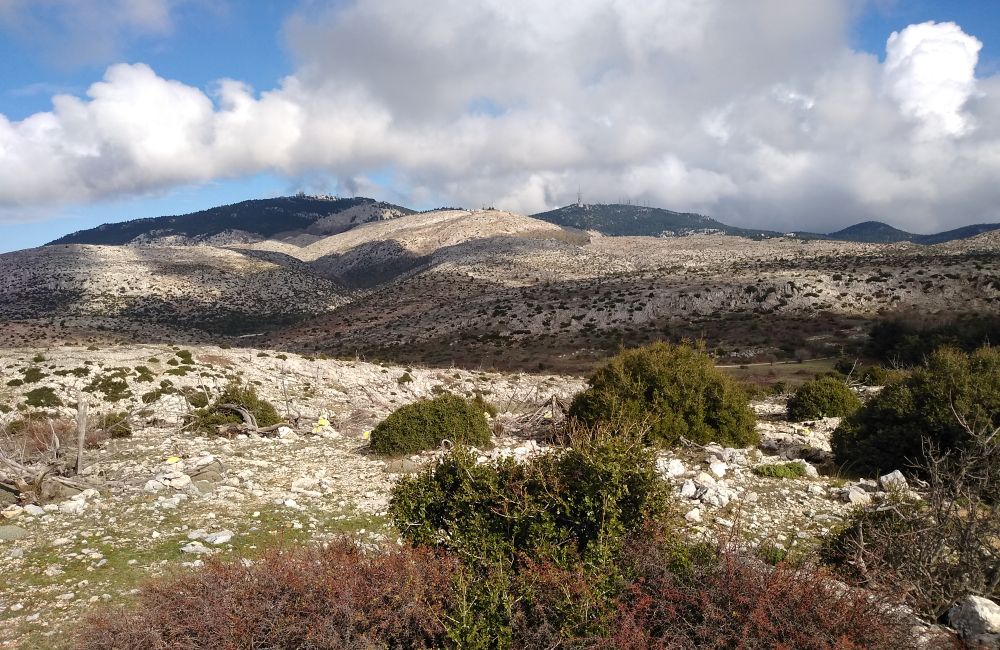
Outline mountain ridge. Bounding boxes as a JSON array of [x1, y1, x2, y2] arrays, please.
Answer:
[[44, 196, 1000, 248]]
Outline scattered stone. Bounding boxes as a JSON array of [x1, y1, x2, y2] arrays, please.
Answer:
[[841, 486, 872, 506], [948, 595, 1000, 640], [181, 541, 211, 555], [685, 508, 702, 523], [385, 459, 420, 474], [0, 526, 28, 541], [203, 530, 234, 545], [23, 505, 46, 517], [879, 470, 908, 491], [708, 461, 728, 478]]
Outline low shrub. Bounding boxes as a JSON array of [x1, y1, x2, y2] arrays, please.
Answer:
[[833, 346, 1000, 476], [94, 412, 132, 439], [568, 342, 758, 448], [22, 367, 47, 383], [786, 376, 860, 421], [390, 424, 670, 565], [824, 414, 1000, 619], [77, 542, 458, 650], [370, 393, 490, 455], [188, 382, 281, 434], [860, 365, 908, 387], [23, 386, 62, 408], [752, 462, 807, 479]]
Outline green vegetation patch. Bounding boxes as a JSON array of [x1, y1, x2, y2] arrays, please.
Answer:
[[786, 377, 861, 421], [188, 382, 281, 434], [569, 342, 758, 448], [752, 462, 807, 479], [24, 386, 62, 408], [833, 346, 1000, 476], [370, 393, 490, 455]]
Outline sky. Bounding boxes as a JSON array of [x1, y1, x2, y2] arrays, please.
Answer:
[[2, 0, 1000, 252]]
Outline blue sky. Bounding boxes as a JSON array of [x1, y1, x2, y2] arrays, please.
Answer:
[[2, 0, 1000, 251]]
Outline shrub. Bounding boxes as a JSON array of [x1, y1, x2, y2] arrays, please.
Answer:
[[6, 378, 23, 387], [370, 393, 491, 455], [391, 425, 670, 565], [77, 542, 457, 650], [860, 365, 908, 387], [24, 386, 62, 408], [568, 342, 758, 448], [188, 382, 281, 434], [612, 535, 910, 649], [94, 412, 132, 439], [833, 346, 1000, 476], [866, 314, 1000, 366], [397, 371, 413, 385], [752, 462, 807, 479], [22, 367, 47, 383], [786, 376, 861, 421], [823, 415, 999, 619]]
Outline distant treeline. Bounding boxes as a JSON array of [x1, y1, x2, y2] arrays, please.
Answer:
[[866, 313, 999, 366]]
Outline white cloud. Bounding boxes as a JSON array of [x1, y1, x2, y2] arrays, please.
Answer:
[[1, 2, 999, 233], [884, 21, 982, 137]]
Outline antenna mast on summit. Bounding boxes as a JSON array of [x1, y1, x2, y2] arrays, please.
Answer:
[[576, 187, 583, 208]]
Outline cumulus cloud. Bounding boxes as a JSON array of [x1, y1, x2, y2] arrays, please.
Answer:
[[884, 21, 982, 137], [1, 1, 999, 233]]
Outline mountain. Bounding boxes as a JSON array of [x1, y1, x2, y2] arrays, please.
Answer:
[[798, 220, 1000, 245], [47, 195, 414, 247], [826, 221, 914, 243], [531, 203, 782, 239]]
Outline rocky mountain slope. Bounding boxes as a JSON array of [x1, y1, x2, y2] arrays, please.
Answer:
[[0, 245, 348, 335], [48, 196, 413, 247], [5, 209, 999, 371]]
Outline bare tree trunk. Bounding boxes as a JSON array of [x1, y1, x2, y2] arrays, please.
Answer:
[[75, 391, 87, 476]]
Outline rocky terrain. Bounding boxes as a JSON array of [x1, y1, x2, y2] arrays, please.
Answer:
[[0, 342, 950, 648], [3, 208, 998, 373]]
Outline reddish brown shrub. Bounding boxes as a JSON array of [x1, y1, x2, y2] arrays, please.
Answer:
[[611, 528, 913, 650], [76, 541, 458, 650]]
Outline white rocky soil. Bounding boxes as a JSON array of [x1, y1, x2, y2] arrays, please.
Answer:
[[0, 343, 930, 648]]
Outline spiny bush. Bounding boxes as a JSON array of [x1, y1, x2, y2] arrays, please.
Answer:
[[188, 382, 281, 434], [76, 542, 458, 650], [786, 376, 861, 421], [370, 393, 490, 455], [832, 346, 1000, 476], [752, 462, 807, 479], [568, 342, 758, 448]]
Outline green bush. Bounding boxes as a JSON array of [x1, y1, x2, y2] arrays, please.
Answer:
[[22, 367, 47, 383], [832, 346, 1000, 476], [860, 365, 909, 387], [752, 462, 807, 479], [390, 426, 670, 565], [568, 342, 757, 448], [188, 382, 281, 434], [370, 393, 491, 455], [95, 412, 132, 439], [786, 377, 861, 421], [24, 387, 62, 408]]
